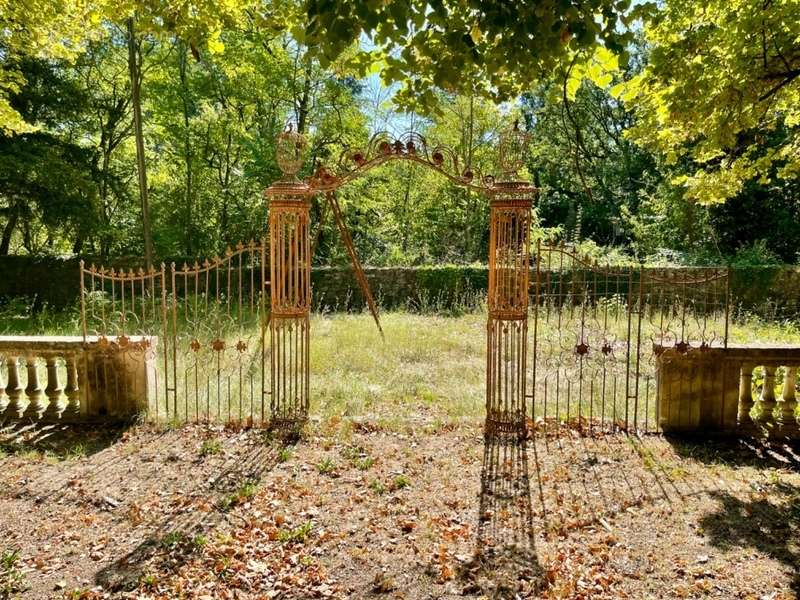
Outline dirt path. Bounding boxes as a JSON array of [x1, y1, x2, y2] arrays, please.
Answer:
[[1, 421, 798, 599]]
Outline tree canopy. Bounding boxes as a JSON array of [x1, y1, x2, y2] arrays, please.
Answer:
[[0, 0, 798, 265], [617, 0, 800, 203], [302, 0, 646, 111]]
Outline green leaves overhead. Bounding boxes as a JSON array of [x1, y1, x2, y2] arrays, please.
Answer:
[[0, 0, 256, 135], [616, 0, 800, 203], [565, 46, 620, 100], [303, 0, 646, 112]]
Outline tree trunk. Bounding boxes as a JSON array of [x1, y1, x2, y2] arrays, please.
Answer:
[[127, 16, 154, 268], [179, 41, 194, 255], [0, 207, 18, 255], [296, 62, 312, 134]]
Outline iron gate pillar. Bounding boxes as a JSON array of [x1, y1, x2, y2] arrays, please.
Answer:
[[486, 121, 534, 439], [486, 183, 534, 439], [264, 128, 312, 430]]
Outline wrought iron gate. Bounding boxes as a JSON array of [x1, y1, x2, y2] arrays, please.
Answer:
[[80, 241, 271, 423], [529, 243, 729, 434]]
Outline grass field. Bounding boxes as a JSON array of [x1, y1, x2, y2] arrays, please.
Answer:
[[1, 302, 799, 428]]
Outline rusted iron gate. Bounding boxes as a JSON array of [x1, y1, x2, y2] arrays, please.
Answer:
[[529, 242, 730, 433], [77, 123, 535, 432], [80, 241, 271, 423]]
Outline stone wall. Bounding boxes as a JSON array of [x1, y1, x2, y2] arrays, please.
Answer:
[[657, 345, 799, 438], [311, 265, 489, 311], [0, 256, 798, 316]]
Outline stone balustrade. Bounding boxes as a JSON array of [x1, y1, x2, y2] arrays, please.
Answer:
[[657, 344, 800, 437], [0, 336, 157, 423]]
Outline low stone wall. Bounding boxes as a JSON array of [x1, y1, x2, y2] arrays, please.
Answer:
[[311, 265, 488, 311], [657, 345, 799, 438], [0, 255, 799, 316], [0, 335, 157, 422]]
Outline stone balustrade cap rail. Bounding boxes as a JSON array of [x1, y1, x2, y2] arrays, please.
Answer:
[[655, 343, 800, 351], [0, 335, 157, 352]]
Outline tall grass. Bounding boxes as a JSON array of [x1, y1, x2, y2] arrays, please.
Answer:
[[0, 294, 797, 426]]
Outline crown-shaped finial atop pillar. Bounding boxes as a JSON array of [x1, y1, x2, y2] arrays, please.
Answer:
[[498, 119, 530, 181], [276, 123, 307, 181]]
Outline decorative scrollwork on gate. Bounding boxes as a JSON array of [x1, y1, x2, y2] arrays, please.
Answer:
[[530, 243, 730, 434], [80, 240, 271, 424], [170, 240, 270, 424], [309, 130, 497, 192]]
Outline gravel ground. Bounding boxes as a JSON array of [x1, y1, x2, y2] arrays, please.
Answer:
[[0, 420, 798, 599]]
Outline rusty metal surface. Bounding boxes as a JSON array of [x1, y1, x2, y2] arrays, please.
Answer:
[[325, 191, 384, 339], [75, 122, 542, 432], [529, 243, 730, 434], [80, 242, 270, 424]]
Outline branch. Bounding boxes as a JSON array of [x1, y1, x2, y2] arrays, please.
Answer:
[[561, 59, 596, 203], [759, 69, 800, 101]]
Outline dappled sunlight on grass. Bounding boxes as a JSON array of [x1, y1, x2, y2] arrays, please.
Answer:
[[1, 303, 796, 425]]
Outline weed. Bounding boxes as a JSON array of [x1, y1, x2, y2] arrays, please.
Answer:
[[357, 457, 375, 470], [316, 457, 336, 475], [219, 478, 258, 511], [215, 555, 233, 580], [140, 573, 158, 588], [68, 442, 87, 459], [391, 474, 411, 490], [160, 531, 187, 548], [192, 535, 207, 549], [277, 521, 313, 544], [161, 418, 183, 432], [215, 532, 234, 545], [18, 449, 42, 461], [339, 445, 374, 470], [1, 549, 26, 597], [200, 439, 222, 457], [369, 479, 386, 495], [669, 466, 689, 480], [340, 445, 362, 461], [278, 447, 292, 463]]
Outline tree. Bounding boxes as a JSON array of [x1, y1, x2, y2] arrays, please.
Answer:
[[300, 0, 646, 112], [127, 17, 154, 266], [0, 0, 103, 134], [0, 57, 100, 255], [617, 0, 800, 203], [1, 0, 258, 260], [0, 133, 100, 255], [521, 77, 662, 250], [75, 33, 136, 258]]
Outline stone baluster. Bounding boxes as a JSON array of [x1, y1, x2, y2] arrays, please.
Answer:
[[62, 355, 81, 418], [757, 365, 777, 425], [778, 366, 797, 429], [5, 356, 24, 419], [0, 360, 7, 413], [42, 356, 63, 420], [21, 355, 46, 420], [737, 364, 755, 426]]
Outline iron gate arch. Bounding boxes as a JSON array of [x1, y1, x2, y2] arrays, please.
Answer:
[[265, 125, 535, 435], [79, 123, 537, 435]]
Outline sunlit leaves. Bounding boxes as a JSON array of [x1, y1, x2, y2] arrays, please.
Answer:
[[618, 0, 800, 203], [302, 0, 644, 114], [0, 0, 257, 133]]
